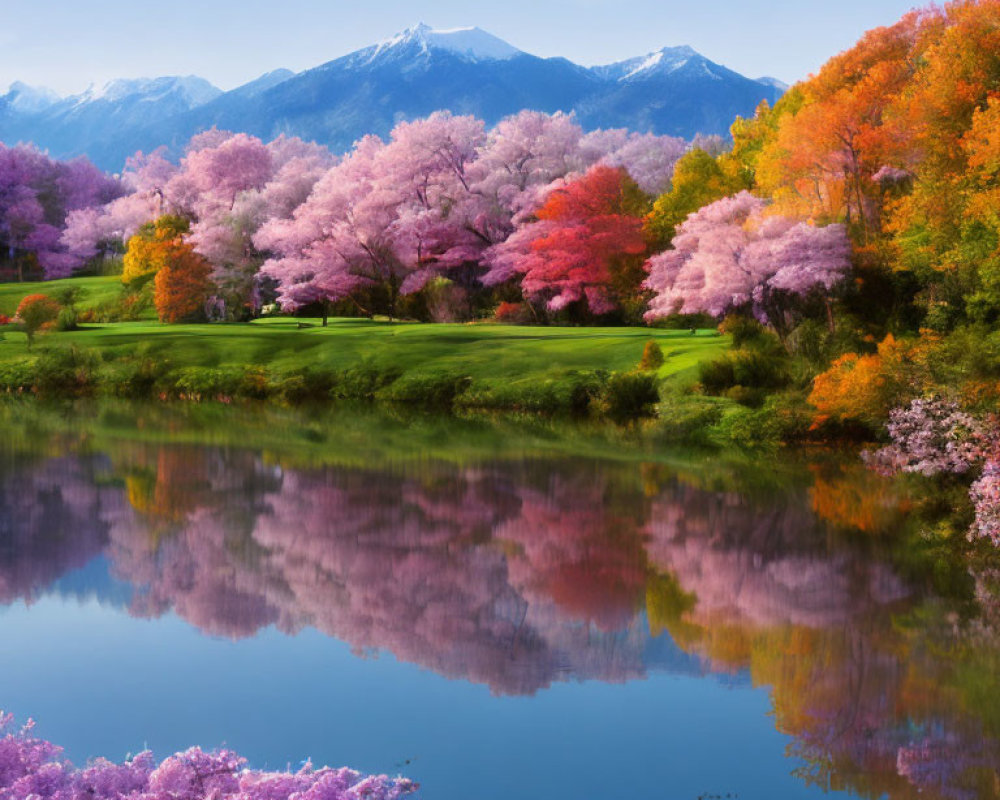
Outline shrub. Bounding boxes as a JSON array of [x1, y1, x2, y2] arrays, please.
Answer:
[[377, 371, 472, 408], [0, 361, 35, 393], [33, 346, 98, 397], [638, 340, 665, 371], [713, 405, 784, 450], [54, 286, 86, 309], [56, 307, 78, 332], [100, 358, 172, 399], [332, 365, 403, 400], [699, 349, 790, 398], [718, 314, 768, 347], [0, 313, 11, 325], [652, 397, 725, 445], [167, 367, 254, 400], [493, 301, 534, 325], [15, 294, 61, 348], [808, 333, 920, 429], [601, 371, 660, 420], [458, 371, 607, 414], [272, 367, 337, 404], [723, 385, 767, 408]]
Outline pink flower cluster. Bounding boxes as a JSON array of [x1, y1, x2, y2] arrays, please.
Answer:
[[865, 398, 989, 477], [970, 460, 1000, 547], [0, 713, 416, 800], [865, 397, 1000, 547]]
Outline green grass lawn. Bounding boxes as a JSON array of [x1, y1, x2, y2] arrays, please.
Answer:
[[0, 275, 123, 316], [0, 315, 728, 387]]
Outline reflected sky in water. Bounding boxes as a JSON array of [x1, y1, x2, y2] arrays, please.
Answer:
[[0, 405, 997, 800]]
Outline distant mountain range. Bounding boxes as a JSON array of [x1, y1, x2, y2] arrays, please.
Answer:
[[0, 24, 787, 172]]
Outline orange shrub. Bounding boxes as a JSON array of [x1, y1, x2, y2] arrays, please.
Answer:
[[15, 294, 60, 321], [14, 294, 62, 347], [808, 334, 915, 428]]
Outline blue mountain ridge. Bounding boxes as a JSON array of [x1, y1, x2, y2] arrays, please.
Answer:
[[0, 24, 785, 171]]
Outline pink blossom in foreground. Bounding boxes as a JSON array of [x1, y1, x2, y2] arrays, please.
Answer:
[[0, 713, 416, 800], [970, 460, 1000, 547], [865, 397, 1000, 548], [864, 398, 990, 477]]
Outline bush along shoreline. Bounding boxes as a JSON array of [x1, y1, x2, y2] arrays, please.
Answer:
[[0, 344, 663, 421]]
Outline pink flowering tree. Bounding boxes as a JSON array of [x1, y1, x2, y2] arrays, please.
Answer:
[[643, 191, 851, 336], [256, 135, 401, 320], [581, 128, 687, 196], [177, 133, 333, 317], [61, 148, 177, 267], [0, 144, 122, 278], [258, 113, 488, 318], [0, 712, 416, 800]]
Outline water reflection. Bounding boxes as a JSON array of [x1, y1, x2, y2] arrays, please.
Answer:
[[1, 422, 998, 799]]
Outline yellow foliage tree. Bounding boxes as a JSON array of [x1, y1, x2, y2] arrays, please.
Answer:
[[122, 215, 191, 287]]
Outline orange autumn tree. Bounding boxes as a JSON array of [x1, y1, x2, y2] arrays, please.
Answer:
[[123, 215, 213, 323], [755, 10, 925, 236], [154, 246, 212, 323]]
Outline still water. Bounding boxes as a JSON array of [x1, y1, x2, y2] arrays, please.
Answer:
[[0, 403, 998, 799]]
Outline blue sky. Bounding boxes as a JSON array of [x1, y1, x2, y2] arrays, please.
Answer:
[[2, 0, 920, 95]]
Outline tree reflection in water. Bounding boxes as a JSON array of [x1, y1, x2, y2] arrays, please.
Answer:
[[1, 438, 998, 799]]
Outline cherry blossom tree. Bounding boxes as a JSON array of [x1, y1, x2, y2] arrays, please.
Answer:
[[644, 191, 851, 334], [0, 144, 122, 278], [61, 148, 176, 266], [582, 128, 687, 195]]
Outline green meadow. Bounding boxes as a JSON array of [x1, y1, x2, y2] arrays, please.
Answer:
[[0, 277, 731, 416]]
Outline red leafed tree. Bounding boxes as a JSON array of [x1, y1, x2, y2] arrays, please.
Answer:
[[485, 164, 648, 316]]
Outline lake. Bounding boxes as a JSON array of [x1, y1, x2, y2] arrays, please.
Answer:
[[1, 402, 997, 800]]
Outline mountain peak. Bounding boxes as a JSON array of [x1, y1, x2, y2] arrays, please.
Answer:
[[3, 81, 61, 114], [593, 45, 705, 82], [368, 24, 523, 63], [75, 75, 222, 107], [756, 76, 790, 92]]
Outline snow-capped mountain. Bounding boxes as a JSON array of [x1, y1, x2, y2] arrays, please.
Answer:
[[577, 46, 783, 138], [359, 23, 524, 65], [0, 75, 221, 163], [590, 46, 702, 82], [73, 76, 221, 107], [1, 82, 61, 114], [0, 25, 784, 170]]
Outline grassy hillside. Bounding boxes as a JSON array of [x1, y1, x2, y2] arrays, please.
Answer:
[[0, 316, 724, 382], [0, 276, 124, 317], [0, 278, 730, 414]]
